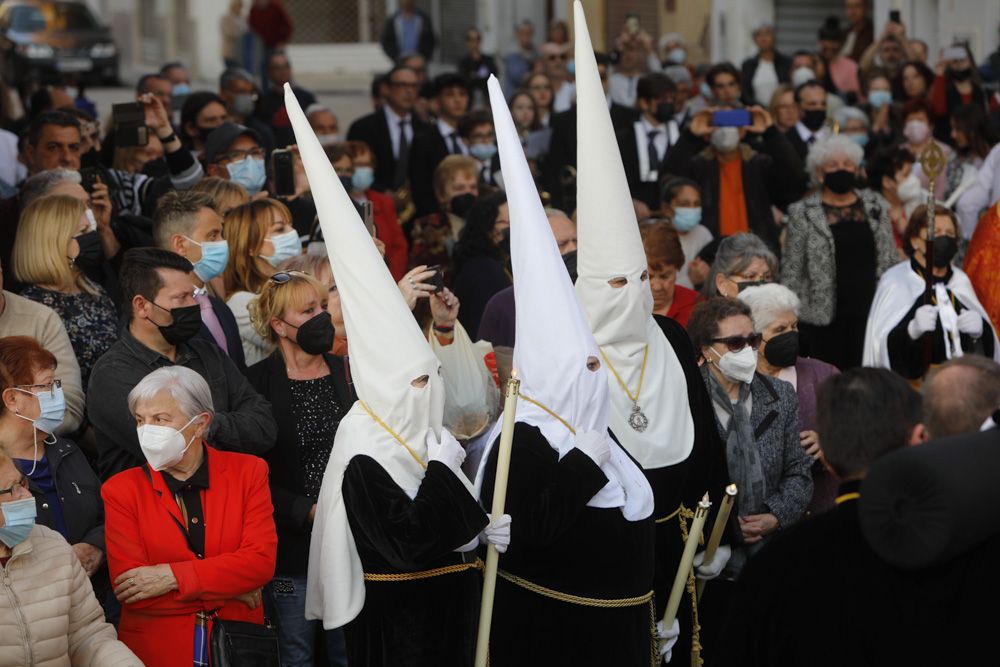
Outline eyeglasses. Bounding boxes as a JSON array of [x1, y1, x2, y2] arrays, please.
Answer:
[[389, 81, 421, 90], [220, 147, 264, 163], [0, 477, 28, 497], [709, 334, 763, 352], [15, 378, 62, 398]]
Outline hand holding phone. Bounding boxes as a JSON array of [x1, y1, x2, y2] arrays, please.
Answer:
[[425, 265, 444, 293], [889, 9, 901, 24], [112, 102, 148, 147], [712, 109, 752, 127]]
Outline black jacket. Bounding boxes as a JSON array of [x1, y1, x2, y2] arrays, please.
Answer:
[[615, 119, 676, 211], [348, 109, 431, 192], [408, 123, 453, 217], [27, 437, 104, 551], [245, 351, 354, 574], [380, 9, 436, 61], [740, 52, 793, 105], [195, 294, 246, 371]]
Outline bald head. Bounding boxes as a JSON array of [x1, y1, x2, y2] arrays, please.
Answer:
[[923, 356, 1000, 438], [546, 210, 577, 256]]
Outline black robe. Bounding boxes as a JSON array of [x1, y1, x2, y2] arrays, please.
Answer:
[[886, 265, 994, 379], [713, 480, 1000, 667], [480, 423, 656, 667], [632, 316, 734, 663], [342, 455, 488, 667]]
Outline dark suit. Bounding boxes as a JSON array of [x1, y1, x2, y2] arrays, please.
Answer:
[[348, 108, 431, 192], [740, 52, 793, 105], [615, 120, 675, 211], [784, 126, 811, 164], [195, 294, 246, 371], [245, 351, 353, 575], [543, 102, 640, 210], [409, 123, 457, 217]]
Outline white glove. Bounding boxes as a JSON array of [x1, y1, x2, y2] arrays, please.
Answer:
[[426, 429, 466, 475], [694, 545, 731, 581], [907, 304, 939, 340], [656, 618, 680, 664], [455, 534, 479, 552], [482, 513, 512, 553], [574, 430, 610, 466], [957, 310, 984, 338]]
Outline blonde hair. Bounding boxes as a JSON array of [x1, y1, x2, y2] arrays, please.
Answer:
[[12, 195, 97, 294], [433, 155, 479, 204], [280, 253, 333, 286], [223, 198, 291, 294], [192, 177, 250, 216], [248, 271, 328, 344]]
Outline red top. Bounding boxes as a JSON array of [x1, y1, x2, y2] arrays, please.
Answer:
[[367, 188, 410, 282], [248, 2, 293, 47], [665, 285, 701, 329], [102, 447, 278, 667]]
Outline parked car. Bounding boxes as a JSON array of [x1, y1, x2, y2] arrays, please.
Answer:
[[0, 0, 118, 87]]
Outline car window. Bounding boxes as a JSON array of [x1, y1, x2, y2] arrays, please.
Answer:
[[11, 2, 99, 32]]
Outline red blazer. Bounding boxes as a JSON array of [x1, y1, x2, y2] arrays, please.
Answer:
[[368, 189, 410, 282], [666, 285, 702, 329], [102, 446, 278, 667]]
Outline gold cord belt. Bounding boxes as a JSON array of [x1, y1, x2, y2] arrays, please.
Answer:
[[364, 558, 483, 582], [498, 570, 653, 608]]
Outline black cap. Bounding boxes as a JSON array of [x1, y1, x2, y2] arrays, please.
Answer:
[[202, 121, 262, 165]]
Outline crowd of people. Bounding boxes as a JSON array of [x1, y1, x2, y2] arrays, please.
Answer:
[[0, 0, 999, 665]]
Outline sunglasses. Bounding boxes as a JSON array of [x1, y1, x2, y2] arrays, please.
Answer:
[[267, 270, 311, 287], [710, 333, 763, 352]]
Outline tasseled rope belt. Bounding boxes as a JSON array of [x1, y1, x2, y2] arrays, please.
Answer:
[[364, 558, 484, 582]]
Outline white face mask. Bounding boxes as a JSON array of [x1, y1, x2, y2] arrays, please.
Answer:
[[711, 345, 757, 384], [896, 173, 922, 203], [710, 127, 741, 153], [136, 415, 201, 471], [791, 66, 816, 87]]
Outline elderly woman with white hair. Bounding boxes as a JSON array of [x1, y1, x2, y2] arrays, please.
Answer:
[[102, 366, 277, 667], [781, 134, 899, 369], [706, 232, 779, 298], [834, 106, 871, 153], [739, 283, 841, 513]]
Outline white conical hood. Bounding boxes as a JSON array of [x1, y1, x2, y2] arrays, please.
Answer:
[[572, 1, 694, 470], [475, 75, 652, 521], [286, 84, 454, 629]]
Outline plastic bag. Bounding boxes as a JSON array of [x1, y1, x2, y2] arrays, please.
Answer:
[[430, 321, 501, 441]]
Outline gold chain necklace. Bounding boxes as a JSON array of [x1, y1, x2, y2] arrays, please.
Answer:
[[599, 346, 650, 432], [358, 401, 427, 469]]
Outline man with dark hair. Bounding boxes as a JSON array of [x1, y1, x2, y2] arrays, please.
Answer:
[[136, 73, 172, 111], [255, 51, 317, 147], [348, 65, 431, 192], [24, 111, 82, 175], [218, 68, 275, 154], [705, 62, 743, 107], [717, 367, 936, 666], [409, 73, 471, 216], [617, 72, 678, 210], [380, 0, 436, 61], [87, 248, 276, 480], [152, 191, 245, 369], [785, 80, 829, 162], [923, 356, 1000, 438], [458, 109, 499, 188]]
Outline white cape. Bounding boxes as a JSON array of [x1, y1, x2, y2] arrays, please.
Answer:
[[862, 260, 1000, 368]]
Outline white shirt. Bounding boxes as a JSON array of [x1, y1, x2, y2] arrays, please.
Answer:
[[677, 224, 713, 289], [633, 117, 678, 183], [552, 81, 576, 113], [383, 106, 414, 159], [795, 121, 829, 147], [751, 58, 779, 106], [436, 118, 466, 155], [609, 71, 640, 107]]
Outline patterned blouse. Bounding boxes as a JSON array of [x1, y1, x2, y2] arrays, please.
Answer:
[[288, 375, 345, 500], [20, 284, 119, 384]]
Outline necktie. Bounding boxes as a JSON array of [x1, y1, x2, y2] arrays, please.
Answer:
[[806, 134, 816, 145], [449, 133, 461, 155], [194, 292, 229, 354], [393, 118, 410, 188], [647, 129, 661, 178]]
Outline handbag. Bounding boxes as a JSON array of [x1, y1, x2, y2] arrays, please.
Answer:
[[209, 617, 281, 667]]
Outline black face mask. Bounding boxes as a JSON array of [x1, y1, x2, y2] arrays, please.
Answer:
[[930, 235, 958, 268], [736, 279, 770, 293], [284, 312, 335, 355], [339, 175, 353, 192], [950, 67, 972, 82], [654, 102, 675, 124], [802, 108, 827, 131], [823, 169, 856, 195], [763, 330, 799, 368], [496, 226, 511, 255], [196, 125, 216, 143], [151, 302, 202, 345], [449, 192, 477, 218], [562, 249, 578, 284], [72, 231, 104, 274]]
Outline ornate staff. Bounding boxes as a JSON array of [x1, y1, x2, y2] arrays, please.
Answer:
[[696, 484, 737, 601], [660, 493, 711, 644], [918, 142, 946, 370], [474, 375, 521, 667]]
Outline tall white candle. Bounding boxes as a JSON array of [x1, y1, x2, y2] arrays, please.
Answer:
[[661, 493, 712, 632]]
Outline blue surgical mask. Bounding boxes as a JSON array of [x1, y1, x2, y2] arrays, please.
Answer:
[[185, 237, 230, 282], [567, 60, 576, 76], [470, 143, 498, 162], [352, 166, 375, 191], [847, 133, 869, 148], [699, 81, 712, 100], [227, 157, 267, 195], [263, 229, 302, 267], [0, 497, 36, 548], [667, 47, 687, 64], [172, 83, 192, 98], [14, 385, 65, 435], [672, 206, 702, 232], [868, 90, 892, 109]]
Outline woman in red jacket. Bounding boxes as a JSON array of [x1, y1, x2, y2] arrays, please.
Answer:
[[102, 366, 278, 667], [640, 219, 702, 328]]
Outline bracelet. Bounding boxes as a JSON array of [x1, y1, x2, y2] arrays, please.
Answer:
[[433, 323, 454, 333], [157, 131, 178, 144]]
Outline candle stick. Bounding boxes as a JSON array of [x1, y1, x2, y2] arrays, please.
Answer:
[[661, 493, 712, 636], [696, 484, 738, 601], [474, 375, 520, 667]]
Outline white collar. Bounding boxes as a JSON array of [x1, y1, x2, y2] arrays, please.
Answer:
[[383, 105, 411, 127]]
